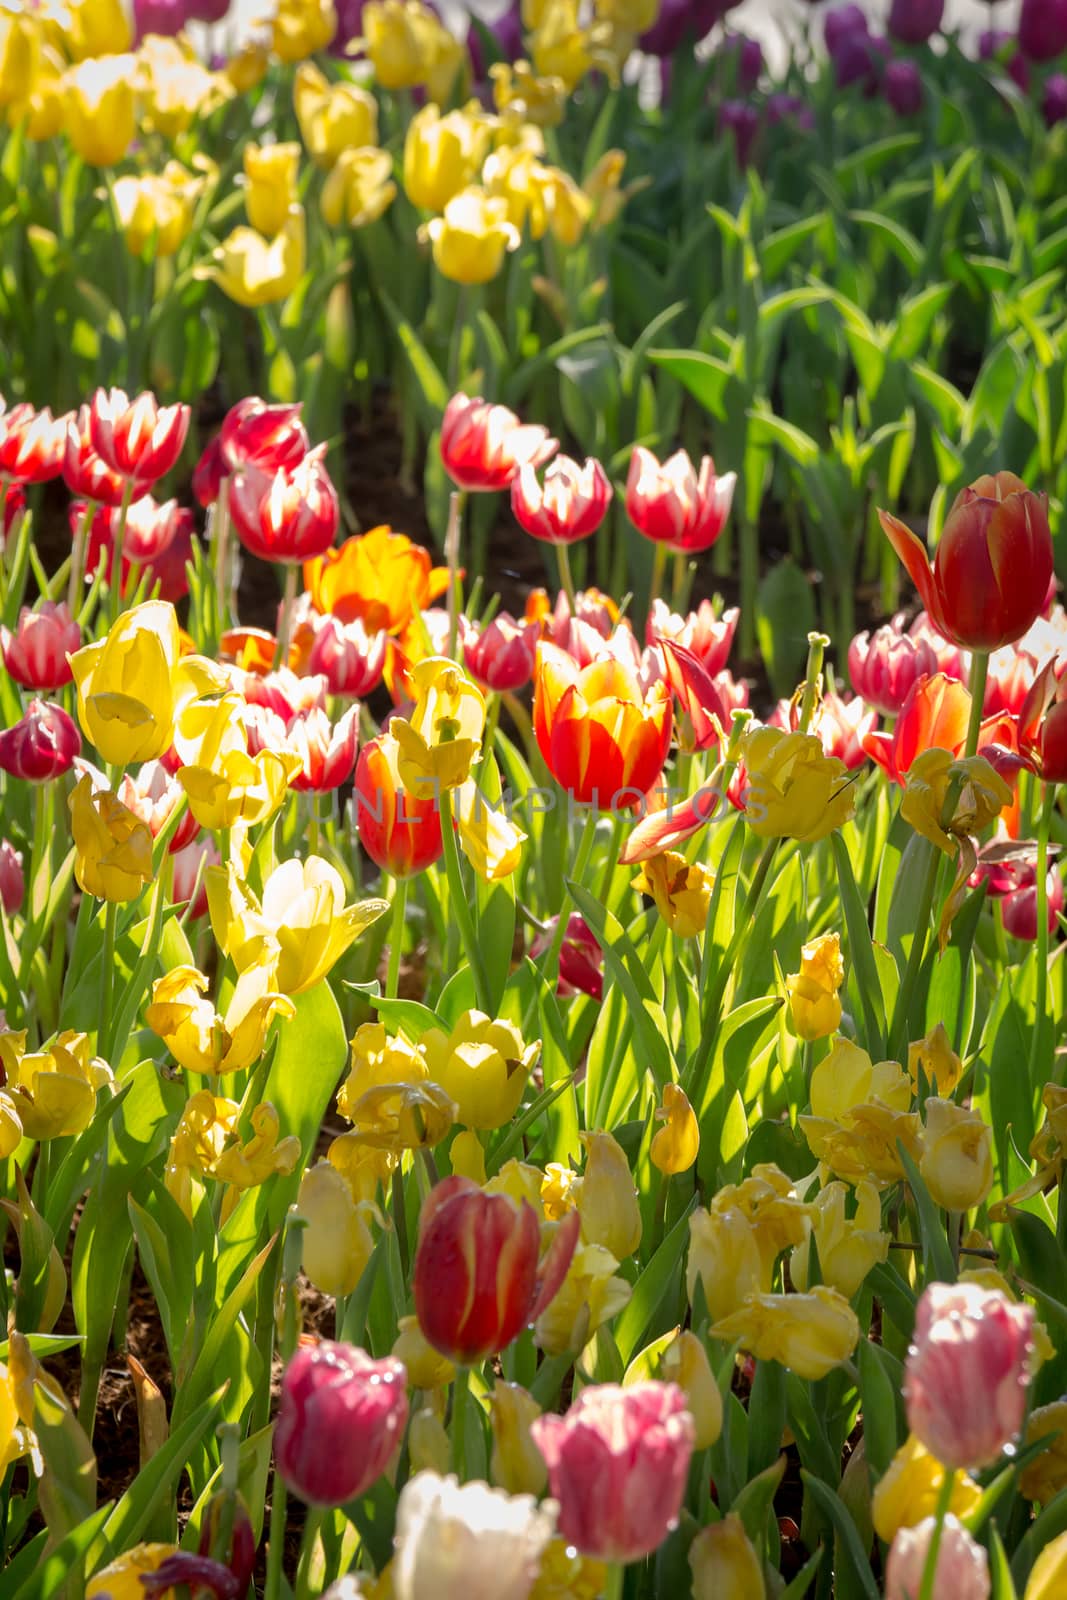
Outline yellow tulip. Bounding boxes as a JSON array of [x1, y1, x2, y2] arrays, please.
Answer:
[[393, 1314, 455, 1390], [452, 778, 527, 881], [86, 1544, 181, 1600], [224, 41, 271, 94], [482, 146, 551, 237], [295, 1160, 375, 1296], [902, 749, 1011, 855], [450, 1128, 487, 1184], [595, 0, 658, 30], [321, 146, 396, 228], [872, 1433, 982, 1542], [208, 208, 307, 309], [632, 850, 713, 938], [1026, 1531, 1067, 1600], [908, 1021, 963, 1096], [577, 1129, 642, 1259], [689, 1514, 766, 1600], [392, 656, 486, 796], [403, 103, 493, 212], [273, 0, 337, 62], [1021, 1403, 1067, 1505], [69, 778, 154, 905], [801, 1102, 923, 1188], [540, 1160, 580, 1218], [529, 0, 595, 91], [485, 1157, 545, 1212], [0, 13, 41, 111], [650, 1083, 700, 1175], [420, 1010, 538, 1131], [0, 1030, 112, 1142], [408, 1406, 451, 1474], [809, 1036, 912, 1120], [112, 161, 211, 259], [67, 0, 132, 59], [144, 965, 295, 1076], [137, 36, 232, 140], [687, 1207, 766, 1321], [361, 0, 431, 87], [790, 1180, 889, 1299], [206, 856, 388, 996], [786, 931, 845, 1042], [660, 1330, 722, 1450], [534, 1240, 630, 1356], [294, 62, 379, 168], [177, 705, 299, 832], [71, 601, 227, 768], [328, 1130, 396, 1203], [243, 142, 302, 239], [919, 1098, 994, 1211], [0, 1091, 23, 1157], [711, 1286, 860, 1381], [741, 726, 856, 843], [62, 54, 136, 167], [583, 149, 636, 227], [712, 1163, 812, 1279], [0, 1361, 23, 1479], [489, 60, 566, 127], [530, 1542, 607, 1600], [340, 1080, 455, 1153], [339, 1022, 428, 1116], [539, 165, 592, 247], [490, 1382, 548, 1496], [422, 188, 521, 286], [9, 43, 65, 141], [165, 1093, 297, 1219]]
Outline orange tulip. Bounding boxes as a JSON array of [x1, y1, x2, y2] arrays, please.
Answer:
[[304, 525, 450, 636], [533, 641, 672, 808]]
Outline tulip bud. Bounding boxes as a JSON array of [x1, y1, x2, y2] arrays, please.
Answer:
[[0, 699, 81, 783], [230, 449, 339, 564], [309, 614, 387, 697], [420, 1011, 538, 1131], [908, 1021, 963, 1095], [650, 1083, 700, 1176], [689, 1512, 766, 1600], [392, 1316, 456, 1392], [392, 1470, 558, 1600], [274, 1341, 409, 1506], [577, 1130, 642, 1259], [884, 58, 923, 115], [511, 455, 612, 545], [295, 1162, 375, 1297], [885, 1515, 990, 1600], [490, 1383, 548, 1496], [848, 619, 940, 716], [88, 387, 189, 494], [786, 931, 845, 1041], [687, 1205, 765, 1321], [660, 1331, 722, 1450], [464, 613, 539, 692], [409, 1407, 451, 1475], [0, 840, 24, 916], [920, 1099, 994, 1212]]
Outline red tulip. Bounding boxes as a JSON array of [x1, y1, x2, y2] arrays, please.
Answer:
[[0, 839, 24, 916], [0, 404, 71, 485], [879, 474, 1053, 651], [220, 397, 309, 474], [117, 760, 200, 853], [1019, 655, 1067, 781], [657, 638, 726, 754], [308, 614, 388, 697], [625, 447, 735, 553], [511, 455, 612, 544], [63, 407, 127, 507], [905, 1282, 1032, 1470], [440, 394, 556, 493], [80, 496, 196, 604], [972, 847, 1064, 941], [413, 1176, 580, 1363], [172, 835, 219, 918], [646, 598, 738, 677], [246, 704, 359, 792], [0, 699, 82, 782], [354, 732, 443, 877], [863, 672, 973, 784], [88, 386, 190, 493], [849, 618, 941, 716], [192, 435, 226, 509], [229, 448, 339, 563], [531, 1383, 695, 1563], [274, 1340, 409, 1507], [529, 913, 603, 1001], [533, 641, 672, 809], [1, 602, 81, 691], [464, 612, 539, 692]]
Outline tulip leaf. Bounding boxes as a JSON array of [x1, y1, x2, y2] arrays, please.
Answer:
[[800, 1471, 880, 1600], [378, 289, 449, 424], [779, 1546, 825, 1600], [746, 1361, 788, 1483], [567, 883, 674, 1092], [988, 1525, 1019, 1600], [848, 211, 923, 275], [831, 831, 887, 1059], [7, 1505, 112, 1600], [33, 1381, 97, 1541], [897, 1144, 957, 1286], [756, 559, 817, 702], [856, 1338, 899, 1480], [1010, 1484, 1067, 1591], [647, 348, 735, 422], [612, 1196, 697, 1366], [171, 1233, 276, 1434]]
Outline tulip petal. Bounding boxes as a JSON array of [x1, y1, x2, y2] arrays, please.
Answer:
[[529, 1208, 581, 1323], [878, 511, 942, 624]]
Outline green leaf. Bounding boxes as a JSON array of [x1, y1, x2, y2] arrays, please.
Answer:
[[172, 1234, 277, 1430], [898, 1143, 956, 1286], [647, 348, 736, 421], [800, 1471, 880, 1600], [857, 1338, 899, 1479], [8, 1506, 112, 1600], [849, 211, 923, 275], [378, 289, 449, 422], [831, 831, 887, 1058], [988, 1524, 1018, 1600], [746, 1360, 787, 1481], [756, 559, 816, 700], [567, 883, 674, 1093], [613, 1198, 697, 1365]]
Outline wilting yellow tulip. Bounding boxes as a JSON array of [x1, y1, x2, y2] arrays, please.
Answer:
[[207, 209, 307, 309], [583, 149, 639, 227], [650, 1083, 699, 1175], [112, 161, 212, 258], [741, 727, 856, 843], [68, 0, 132, 59], [689, 1514, 766, 1600], [790, 1180, 889, 1299], [872, 1433, 982, 1542], [1021, 1403, 1067, 1505], [420, 1010, 538, 1131], [328, 1130, 396, 1204], [321, 147, 396, 228], [712, 1163, 812, 1280], [908, 1021, 963, 1096], [0, 1090, 23, 1157], [489, 60, 566, 127], [534, 1240, 631, 1356], [786, 931, 845, 1042], [69, 779, 154, 904], [687, 1206, 766, 1321], [810, 1037, 913, 1120], [393, 1314, 455, 1390], [632, 851, 713, 938], [207, 856, 388, 995], [295, 1160, 375, 1296], [339, 1023, 428, 1116], [272, 0, 337, 62], [661, 1331, 722, 1450], [577, 1129, 642, 1259], [490, 1383, 548, 1495], [86, 1544, 182, 1600], [294, 62, 378, 168], [144, 965, 295, 1076], [422, 188, 521, 286], [0, 13, 41, 111], [403, 103, 494, 212], [0, 1030, 113, 1142], [62, 54, 136, 167], [540, 1161, 580, 1219], [801, 1102, 923, 1188], [392, 657, 486, 796], [711, 1286, 860, 1381], [902, 749, 1011, 855], [71, 601, 226, 768], [165, 1092, 297, 1219], [452, 779, 527, 881], [342, 1080, 456, 1153], [243, 142, 301, 239], [919, 1098, 994, 1211], [224, 40, 271, 94]]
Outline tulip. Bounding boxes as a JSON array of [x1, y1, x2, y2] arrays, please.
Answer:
[[902, 750, 1011, 854], [528, 912, 603, 1001], [306, 525, 449, 633], [920, 1099, 994, 1211], [880, 474, 1053, 651], [1019, 656, 1067, 781], [1021, 1403, 1067, 1505], [440, 395, 557, 494], [632, 851, 714, 938], [979, 28, 1031, 90], [647, 598, 738, 676], [294, 61, 378, 168], [689, 1513, 765, 1600], [533, 641, 672, 809], [392, 1314, 455, 1392], [863, 671, 972, 784], [413, 1175, 580, 1363], [403, 103, 493, 212], [144, 964, 295, 1076], [687, 1206, 765, 1321], [659, 1330, 721, 1449], [884, 58, 923, 115], [391, 657, 486, 796], [1026, 1530, 1067, 1600], [0, 840, 23, 916], [885, 1515, 990, 1600], [536, 1239, 632, 1354], [712, 1164, 813, 1280], [420, 1011, 539, 1131], [68, 776, 153, 902], [80, 496, 196, 605], [490, 1383, 548, 1496], [242, 141, 301, 239], [824, 3, 868, 53], [274, 1341, 408, 1506], [247, 704, 358, 794], [832, 29, 885, 92], [210, 209, 306, 308], [63, 406, 126, 506], [271, 0, 337, 60], [62, 55, 136, 166], [576, 1129, 642, 1259], [88, 388, 190, 494], [308, 615, 387, 698], [741, 726, 856, 842], [423, 187, 521, 285], [392, 1471, 557, 1600], [511, 455, 613, 545], [1, 602, 80, 691], [531, 1382, 694, 1563], [354, 732, 444, 877], [0, 1029, 114, 1140], [463, 613, 539, 693], [650, 1083, 700, 1176], [452, 778, 527, 881], [905, 1281, 1033, 1470], [1044, 73, 1067, 127], [0, 405, 69, 485], [0, 699, 82, 782], [295, 1161, 375, 1297], [207, 856, 387, 995], [112, 161, 209, 258], [361, 0, 434, 89], [786, 931, 844, 1041], [342, 1079, 455, 1155], [711, 1286, 860, 1381], [873, 1433, 983, 1542], [888, 0, 943, 45], [177, 708, 298, 834], [625, 446, 735, 553], [717, 100, 760, 167], [849, 618, 941, 716], [489, 59, 566, 126], [229, 448, 339, 565], [171, 836, 218, 919], [86, 1545, 183, 1600], [321, 146, 397, 228], [990, 855, 1065, 941], [1020, 0, 1067, 63], [908, 1022, 963, 1096], [220, 399, 309, 477], [790, 1180, 889, 1299], [339, 1021, 428, 1111]]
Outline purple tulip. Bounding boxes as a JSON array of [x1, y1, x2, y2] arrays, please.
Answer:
[[885, 58, 923, 114], [719, 31, 763, 91], [833, 30, 886, 94], [133, 0, 187, 37], [1019, 0, 1067, 63], [184, 0, 230, 20], [824, 4, 869, 56], [888, 0, 944, 47], [640, 0, 730, 57], [1044, 72, 1067, 126], [717, 99, 760, 167], [979, 29, 1031, 92], [466, 1, 524, 80], [766, 92, 815, 131], [331, 0, 366, 51]]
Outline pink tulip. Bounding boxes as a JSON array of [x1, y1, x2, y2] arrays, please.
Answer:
[[245, 704, 359, 793], [512, 455, 613, 545], [646, 599, 738, 677], [885, 1515, 990, 1600], [905, 1282, 1033, 1471], [530, 913, 604, 1001], [88, 387, 190, 495], [118, 760, 200, 854], [274, 1341, 409, 1507], [531, 1382, 695, 1564], [0, 840, 24, 916], [308, 615, 388, 698], [0, 405, 71, 485], [440, 395, 556, 494], [229, 449, 339, 564], [1, 602, 81, 691], [464, 613, 540, 692], [625, 448, 735, 553], [848, 618, 940, 716], [0, 700, 82, 783]]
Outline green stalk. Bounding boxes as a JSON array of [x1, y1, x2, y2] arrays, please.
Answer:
[[889, 838, 940, 1059], [294, 1507, 325, 1600], [445, 491, 464, 661], [1028, 783, 1056, 1090], [603, 1564, 625, 1600], [964, 649, 990, 759], [439, 789, 492, 1012], [918, 1467, 957, 1600], [648, 542, 668, 612], [274, 561, 299, 670], [451, 1365, 470, 1479], [556, 540, 579, 615], [386, 875, 408, 1001], [109, 480, 135, 627], [98, 899, 118, 1058], [67, 498, 94, 612]]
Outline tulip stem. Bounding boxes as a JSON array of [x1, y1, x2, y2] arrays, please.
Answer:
[[439, 790, 492, 1013], [98, 899, 118, 1059], [386, 875, 408, 1002], [67, 498, 94, 612], [392, 1162, 410, 1281], [648, 542, 668, 612], [275, 562, 299, 670], [294, 1505, 324, 1600], [688, 837, 778, 1099], [213, 491, 232, 639], [889, 837, 940, 1061], [604, 1564, 625, 1600], [964, 649, 989, 759], [556, 540, 578, 616], [108, 480, 135, 627], [264, 1477, 288, 1600], [451, 1365, 470, 1479], [446, 491, 464, 661], [1028, 783, 1056, 1091], [917, 1465, 957, 1600]]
